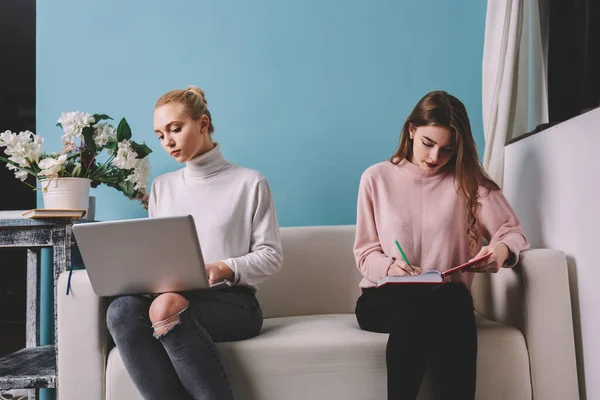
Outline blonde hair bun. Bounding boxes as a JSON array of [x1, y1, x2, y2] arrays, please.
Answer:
[[155, 85, 215, 134], [186, 85, 208, 105]]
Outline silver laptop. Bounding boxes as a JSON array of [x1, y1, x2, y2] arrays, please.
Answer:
[[73, 215, 230, 296]]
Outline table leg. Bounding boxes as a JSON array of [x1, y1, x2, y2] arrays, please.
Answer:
[[26, 249, 39, 400], [50, 226, 72, 400], [26, 249, 39, 348]]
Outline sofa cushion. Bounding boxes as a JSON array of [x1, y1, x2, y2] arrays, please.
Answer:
[[106, 314, 531, 400], [257, 225, 362, 318]]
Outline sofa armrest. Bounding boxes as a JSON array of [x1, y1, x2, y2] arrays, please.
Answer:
[[472, 249, 579, 400], [57, 270, 107, 400]]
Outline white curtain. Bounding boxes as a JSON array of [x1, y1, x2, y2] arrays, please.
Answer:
[[482, 0, 549, 187]]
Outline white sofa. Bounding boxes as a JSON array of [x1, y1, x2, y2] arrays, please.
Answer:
[[57, 225, 580, 399]]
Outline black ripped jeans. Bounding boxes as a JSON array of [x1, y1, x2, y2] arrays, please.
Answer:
[[106, 286, 262, 400]]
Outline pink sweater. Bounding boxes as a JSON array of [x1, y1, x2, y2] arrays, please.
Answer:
[[354, 159, 530, 289]]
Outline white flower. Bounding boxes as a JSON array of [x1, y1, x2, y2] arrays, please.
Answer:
[[125, 157, 150, 190], [1, 131, 28, 160], [114, 140, 150, 190], [0, 130, 19, 148], [93, 123, 117, 147], [38, 154, 68, 178], [7, 163, 29, 181], [58, 111, 95, 143], [112, 140, 138, 170], [0, 130, 44, 168], [22, 134, 44, 167], [8, 153, 27, 168]]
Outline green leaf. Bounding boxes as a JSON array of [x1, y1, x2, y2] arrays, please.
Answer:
[[0, 156, 38, 177], [56, 123, 62, 128], [117, 180, 135, 198], [105, 141, 118, 152], [93, 114, 112, 123], [130, 141, 152, 159], [72, 164, 81, 177], [117, 118, 132, 142], [81, 126, 97, 153]]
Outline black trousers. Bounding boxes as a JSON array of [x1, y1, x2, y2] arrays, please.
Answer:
[[355, 283, 477, 400]]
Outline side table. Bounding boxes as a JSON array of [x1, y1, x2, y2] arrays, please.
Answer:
[[0, 218, 85, 400]]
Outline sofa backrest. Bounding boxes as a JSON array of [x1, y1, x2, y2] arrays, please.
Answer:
[[257, 225, 362, 318]]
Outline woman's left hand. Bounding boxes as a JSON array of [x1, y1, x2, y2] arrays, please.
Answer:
[[467, 243, 510, 274], [206, 262, 234, 284]]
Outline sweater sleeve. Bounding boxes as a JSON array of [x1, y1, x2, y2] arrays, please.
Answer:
[[353, 172, 393, 283], [221, 179, 283, 286], [148, 179, 157, 218], [478, 188, 530, 267]]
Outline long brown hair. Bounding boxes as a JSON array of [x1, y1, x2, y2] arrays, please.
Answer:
[[390, 91, 500, 251]]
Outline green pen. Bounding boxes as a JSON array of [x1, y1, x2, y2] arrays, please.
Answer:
[[393, 237, 414, 272]]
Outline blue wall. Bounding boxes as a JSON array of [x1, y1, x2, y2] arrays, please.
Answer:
[[38, 0, 487, 226]]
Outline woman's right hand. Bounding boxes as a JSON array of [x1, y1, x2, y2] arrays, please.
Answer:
[[387, 258, 421, 276]]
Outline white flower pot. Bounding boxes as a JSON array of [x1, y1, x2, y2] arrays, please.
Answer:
[[39, 178, 91, 217]]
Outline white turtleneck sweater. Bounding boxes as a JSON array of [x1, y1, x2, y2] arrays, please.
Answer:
[[148, 144, 283, 288]]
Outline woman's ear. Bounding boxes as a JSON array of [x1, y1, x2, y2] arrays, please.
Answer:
[[198, 114, 210, 134]]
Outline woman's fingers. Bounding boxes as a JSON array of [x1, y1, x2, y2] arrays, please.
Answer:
[[470, 246, 492, 264], [389, 260, 421, 276], [389, 264, 411, 276], [410, 266, 422, 275], [469, 255, 502, 273]]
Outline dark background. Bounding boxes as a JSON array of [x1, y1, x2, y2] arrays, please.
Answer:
[[548, 0, 600, 122], [0, 0, 36, 356]]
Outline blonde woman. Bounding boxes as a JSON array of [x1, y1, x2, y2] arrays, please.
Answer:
[[106, 86, 282, 400]]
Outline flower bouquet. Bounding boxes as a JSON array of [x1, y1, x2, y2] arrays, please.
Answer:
[[0, 111, 152, 208]]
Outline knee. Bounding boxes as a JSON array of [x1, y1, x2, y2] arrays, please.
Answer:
[[437, 283, 474, 313], [149, 293, 190, 323], [106, 296, 147, 333], [149, 293, 189, 336]]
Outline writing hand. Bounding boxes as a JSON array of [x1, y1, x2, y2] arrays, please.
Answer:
[[387, 258, 422, 277]]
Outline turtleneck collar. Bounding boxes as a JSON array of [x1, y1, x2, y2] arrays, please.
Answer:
[[396, 158, 449, 181], [184, 143, 230, 178]]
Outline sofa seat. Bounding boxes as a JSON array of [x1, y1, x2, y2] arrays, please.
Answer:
[[106, 313, 532, 400], [58, 228, 579, 399]]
